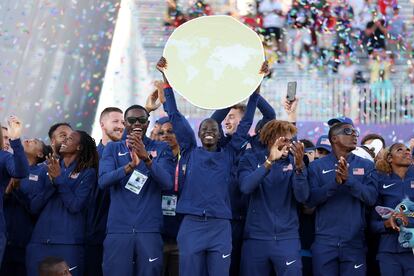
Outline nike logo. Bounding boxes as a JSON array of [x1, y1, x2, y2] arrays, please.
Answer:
[[383, 183, 396, 189], [69, 266, 77, 271], [222, 253, 231, 259], [354, 264, 363, 269], [118, 152, 128, 156], [322, 169, 335, 174], [149, 257, 159, 262], [286, 260, 296, 266]]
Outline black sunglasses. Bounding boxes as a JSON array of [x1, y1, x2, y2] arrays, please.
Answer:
[[336, 127, 359, 137], [158, 130, 174, 136], [126, 116, 148, 125]]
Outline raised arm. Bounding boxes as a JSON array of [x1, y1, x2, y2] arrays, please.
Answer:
[[156, 57, 197, 150], [5, 116, 29, 179]]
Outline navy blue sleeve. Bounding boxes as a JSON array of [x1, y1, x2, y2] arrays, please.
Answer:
[[257, 95, 276, 124], [210, 108, 230, 145], [164, 88, 197, 150], [56, 168, 95, 214], [149, 145, 175, 190], [370, 200, 390, 234], [6, 139, 29, 179], [238, 154, 269, 194], [307, 164, 339, 208], [292, 167, 309, 203], [229, 93, 259, 152], [98, 144, 127, 189], [344, 165, 378, 206]]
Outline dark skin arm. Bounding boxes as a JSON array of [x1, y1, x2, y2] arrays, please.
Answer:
[[335, 156, 348, 184]]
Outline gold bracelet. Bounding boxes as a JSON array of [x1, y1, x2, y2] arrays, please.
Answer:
[[265, 159, 273, 166]]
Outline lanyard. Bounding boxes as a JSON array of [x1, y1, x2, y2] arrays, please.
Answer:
[[174, 152, 181, 192]]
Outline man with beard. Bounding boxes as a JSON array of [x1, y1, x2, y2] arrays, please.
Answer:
[[306, 117, 378, 276], [99, 105, 175, 276], [84, 107, 124, 276], [47, 123, 72, 158]]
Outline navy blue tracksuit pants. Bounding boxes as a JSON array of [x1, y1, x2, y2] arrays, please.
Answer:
[[378, 252, 414, 276], [102, 232, 163, 276], [311, 242, 366, 276], [240, 239, 302, 276], [177, 215, 231, 276], [26, 243, 84, 276]]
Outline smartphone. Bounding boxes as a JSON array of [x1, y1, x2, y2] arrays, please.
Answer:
[[286, 81, 297, 102]]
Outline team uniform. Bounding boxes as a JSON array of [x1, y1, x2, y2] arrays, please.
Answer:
[[99, 137, 174, 276], [0, 139, 30, 264], [307, 153, 378, 276], [238, 149, 309, 276], [26, 160, 96, 276], [0, 164, 44, 276], [175, 92, 258, 276], [84, 141, 110, 276], [160, 87, 197, 276], [210, 95, 275, 276], [371, 166, 414, 275]]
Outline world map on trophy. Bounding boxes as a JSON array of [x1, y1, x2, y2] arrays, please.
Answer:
[[163, 15, 265, 110]]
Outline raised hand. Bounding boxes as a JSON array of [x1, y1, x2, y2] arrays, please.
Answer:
[[145, 88, 161, 113], [290, 141, 305, 169], [154, 80, 166, 104], [268, 137, 288, 162], [7, 116, 23, 140], [46, 154, 61, 179], [259, 60, 270, 76], [335, 157, 348, 184]]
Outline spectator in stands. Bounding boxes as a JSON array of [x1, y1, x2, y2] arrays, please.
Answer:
[[0, 116, 29, 266], [363, 13, 388, 55], [387, 6, 406, 53], [1, 139, 52, 276], [258, 0, 286, 56], [38, 256, 72, 276], [369, 49, 393, 103], [164, 0, 187, 28], [26, 130, 98, 276], [48, 123, 72, 159], [372, 143, 414, 275], [338, 55, 357, 83]]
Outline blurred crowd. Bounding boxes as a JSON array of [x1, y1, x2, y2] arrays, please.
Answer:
[[164, 0, 414, 85]]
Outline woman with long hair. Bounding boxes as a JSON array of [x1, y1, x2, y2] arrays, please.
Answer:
[[371, 143, 414, 275], [26, 130, 98, 276]]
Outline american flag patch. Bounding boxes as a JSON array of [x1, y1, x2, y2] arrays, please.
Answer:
[[353, 168, 365, 175], [411, 181, 414, 189], [283, 164, 293, 171], [29, 174, 39, 181], [150, 150, 157, 157]]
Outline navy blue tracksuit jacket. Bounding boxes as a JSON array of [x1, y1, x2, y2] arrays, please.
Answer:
[[370, 167, 414, 275], [238, 151, 309, 240], [307, 153, 378, 247], [176, 92, 259, 219], [99, 138, 174, 233]]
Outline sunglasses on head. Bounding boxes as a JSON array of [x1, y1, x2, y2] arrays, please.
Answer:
[[158, 130, 174, 136], [126, 116, 148, 125], [336, 127, 359, 137]]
